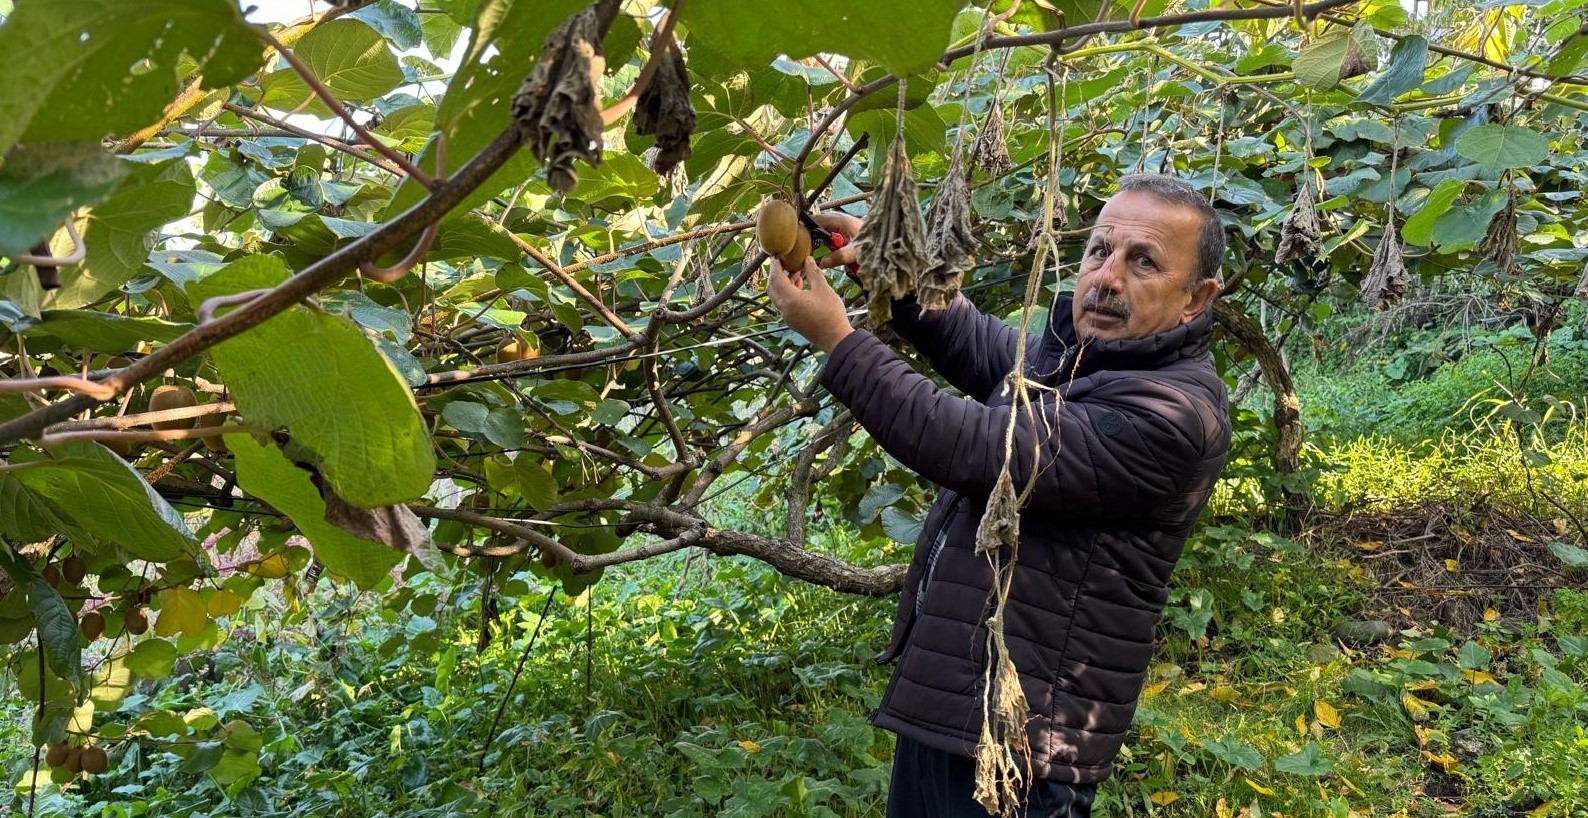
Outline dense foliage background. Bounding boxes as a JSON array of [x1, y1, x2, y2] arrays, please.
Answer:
[[2, 0, 1587, 814]]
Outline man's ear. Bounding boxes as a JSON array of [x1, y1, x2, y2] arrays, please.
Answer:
[[1181, 277, 1219, 323]]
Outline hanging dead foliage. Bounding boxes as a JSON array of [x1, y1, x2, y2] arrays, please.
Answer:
[[1478, 187, 1519, 275], [971, 103, 1012, 177], [856, 134, 930, 325], [511, 0, 621, 193], [1362, 217, 1410, 311], [634, 43, 694, 176], [974, 472, 1021, 558], [971, 468, 1032, 817], [1275, 176, 1323, 264], [1575, 262, 1588, 299], [920, 156, 975, 310], [1340, 39, 1374, 80]]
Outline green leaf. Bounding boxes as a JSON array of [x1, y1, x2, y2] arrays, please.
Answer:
[[1294, 31, 1354, 91], [1549, 541, 1588, 569], [229, 433, 403, 590], [0, 471, 72, 543], [259, 19, 405, 116], [1204, 734, 1262, 771], [1454, 125, 1551, 172], [1458, 641, 1491, 670], [1400, 179, 1465, 247], [46, 160, 196, 309], [154, 588, 208, 639], [682, 0, 961, 77], [1430, 188, 1508, 250], [0, 0, 265, 154], [32, 309, 191, 351], [12, 442, 196, 561], [514, 457, 558, 512], [26, 577, 83, 690], [125, 637, 178, 679], [187, 256, 436, 506], [1274, 742, 1334, 776], [349, 0, 424, 50], [0, 142, 127, 255], [1355, 35, 1428, 106]]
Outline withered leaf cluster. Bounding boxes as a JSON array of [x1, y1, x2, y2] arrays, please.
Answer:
[[1275, 176, 1323, 264], [970, 103, 1012, 177], [920, 155, 975, 310], [511, 0, 621, 193], [634, 43, 695, 176], [856, 135, 930, 324], [1478, 187, 1519, 276], [1575, 262, 1588, 299], [1362, 216, 1410, 311]]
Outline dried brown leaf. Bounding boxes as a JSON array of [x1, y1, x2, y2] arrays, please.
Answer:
[[1276, 177, 1323, 264], [635, 45, 694, 176], [511, 1, 621, 193], [920, 156, 975, 310], [856, 135, 930, 324], [1362, 216, 1410, 311], [1477, 188, 1519, 275], [971, 103, 1012, 177]]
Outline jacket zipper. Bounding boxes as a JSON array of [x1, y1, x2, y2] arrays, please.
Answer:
[[914, 497, 962, 618]]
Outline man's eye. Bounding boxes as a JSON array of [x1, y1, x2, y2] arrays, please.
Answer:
[[1087, 245, 1108, 257]]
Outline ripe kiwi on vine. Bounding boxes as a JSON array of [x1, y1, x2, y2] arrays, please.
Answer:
[[79, 746, 109, 775], [61, 555, 87, 584], [80, 610, 106, 641], [756, 199, 813, 271], [124, 607, 149, 635], [149, 384, 198, 430], [496, 335, 540, 364], [45, 743, 69, 768]]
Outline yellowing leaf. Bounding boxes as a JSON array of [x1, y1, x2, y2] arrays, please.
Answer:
[[1178, 682, 1207, 695], [1314, 700, 1341, 729], [738, 739, 761, 754], [1506, 529, 1535, 543], [1210, 686, 1242, 703], [1531, 801, 1558, 817], [1150, 791, 1180, 805], [1352, 540, 1384, 552], [1295, 715, 1309, 735], [1244, 778, 1275, 796], [1423, 751, 1460, 772], [1484, 608, 1500, 622], [1553, 519, 1569, 536], [1143, 680, 1171, 698], [1403, 693, 1435, 721], [1463, 669, 1498, 685], [206, 589, 242, 617], [154, 588, 207, 638], [1445, 559, 1459, 572], [1216, 797, 1234, 818]]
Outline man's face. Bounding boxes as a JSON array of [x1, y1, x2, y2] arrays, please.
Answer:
[[1071, 190, 1217, 343]]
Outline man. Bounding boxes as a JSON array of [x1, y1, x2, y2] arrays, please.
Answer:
[[766, 175, 1232, 817]]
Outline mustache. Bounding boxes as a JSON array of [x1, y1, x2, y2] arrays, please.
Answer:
[[1081, 291, 1131, 318]]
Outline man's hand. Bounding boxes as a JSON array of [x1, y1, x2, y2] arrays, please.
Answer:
[[766, 255, 853, 353]]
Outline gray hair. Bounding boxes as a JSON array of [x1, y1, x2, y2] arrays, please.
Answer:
[[1114, 174, 1226, 287]]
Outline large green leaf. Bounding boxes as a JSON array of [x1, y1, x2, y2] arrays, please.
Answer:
[[1400, 178, 1465, 247], [229, 433, 403, 590], [186, 256, 435, 506], [0, 0, 265, 154], [0, 142, 127, 255], [259, 19, 405, 116], [1355, 35, 1427, 106], [27, 577, 83, 690], [32, 309, 191, 351], [10, 442, 196, 562], [45, 160, 196, 310], [681, 0, 961, 77], [1454, 125, 1551, 172], [0, 471, 70, 543]]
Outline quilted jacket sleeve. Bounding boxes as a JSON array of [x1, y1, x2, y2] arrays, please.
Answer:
[[820, 329, 1215, 522], [889, 293, 1018, 404]]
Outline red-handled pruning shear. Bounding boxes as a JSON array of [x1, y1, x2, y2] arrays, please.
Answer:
[[799, 211, 861, 279]]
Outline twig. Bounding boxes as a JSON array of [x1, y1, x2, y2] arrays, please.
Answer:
[[218, 103, 404, 175], [600, 2, 686, 125], [14, 221, 85, 268], [0, 375, 118, 401], [479, 589, 557, 773], [254, 28, 436, 187]]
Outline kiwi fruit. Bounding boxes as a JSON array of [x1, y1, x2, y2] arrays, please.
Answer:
[[61, 555, 87, 584], [80, 610, 105, 641], [781, 224, 813, 271], [148, 385, 198, 430], [124, 607, 149, 636], [63, 746, 84, 773], [197, 409, 228, 454], [79, 746, 109, 775], [495, 336, 540, 364], [41, 564, 62, 588], [756, 200, 799, 256], [45, 743, 69, 768]]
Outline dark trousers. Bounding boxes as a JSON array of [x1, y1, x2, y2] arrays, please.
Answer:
[[886, 735, 1096, 818]]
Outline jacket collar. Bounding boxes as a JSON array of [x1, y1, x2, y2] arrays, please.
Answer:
[[1046, 295, 1215, 380]]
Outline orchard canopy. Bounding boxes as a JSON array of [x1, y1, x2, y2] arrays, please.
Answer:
[[0, 0, 1585, 764]]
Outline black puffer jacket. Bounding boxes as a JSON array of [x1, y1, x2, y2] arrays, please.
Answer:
[[818, 293, 1230, 785]]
